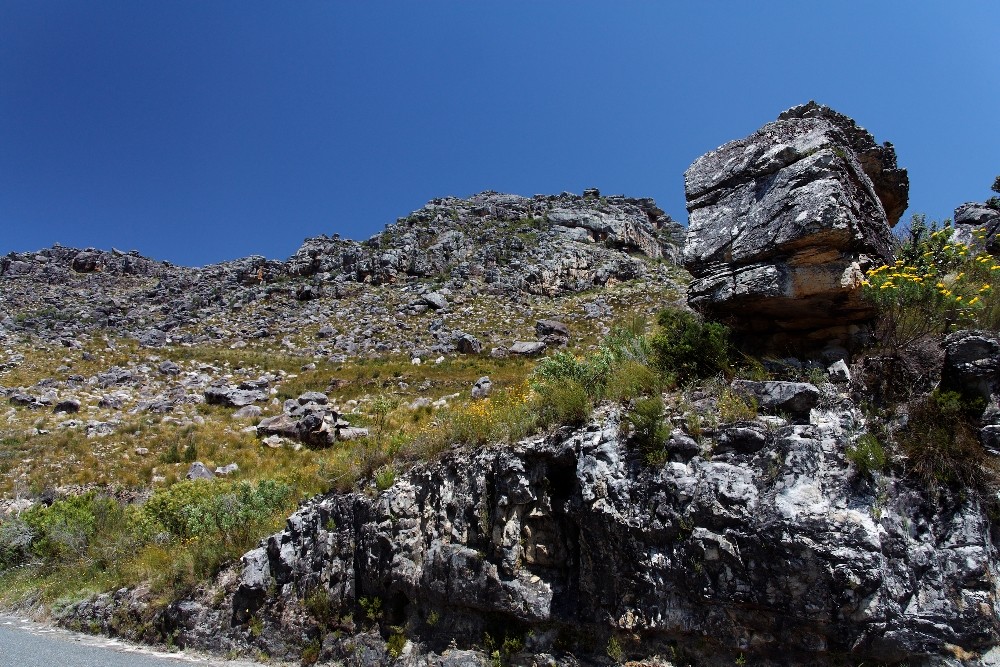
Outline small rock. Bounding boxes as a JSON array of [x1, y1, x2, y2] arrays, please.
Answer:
[[186, 462, 215, 480], [54, 398, 81, 414], [422, 292, 449, 310], [134, 447, 149, 456], [471, 376, 492, 400], [509, 341, 547, 356], [827, 359, 851, 383], [215, 463, 239, 476], [233, 405, 263, 419]]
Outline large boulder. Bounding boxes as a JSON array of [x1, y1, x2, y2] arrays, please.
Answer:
[[683, 102, 908, 351]]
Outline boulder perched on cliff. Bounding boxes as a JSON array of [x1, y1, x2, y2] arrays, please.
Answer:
[[683, 102, 908, 352]]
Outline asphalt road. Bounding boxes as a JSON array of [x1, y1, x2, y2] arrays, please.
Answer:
[[0, 616, 267, 667]]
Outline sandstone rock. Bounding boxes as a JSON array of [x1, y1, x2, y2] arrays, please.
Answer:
[[683, 102, 907, 351]]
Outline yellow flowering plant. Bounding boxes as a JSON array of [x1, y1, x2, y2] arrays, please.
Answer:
[[863, 216, 997, 350]]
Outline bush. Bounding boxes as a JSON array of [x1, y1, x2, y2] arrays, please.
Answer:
[[533, 379, 591, 429], [897, 390, 996, 492], [141, 478, 292, 545], [846, 433, 887, 476], [625, 397, 669, 464], [22, 493, 107, 562], [650, 308, 730, 384], [0, 517, 33, 569], [864, 216, 1000, 348], [717, 387, 757, 423]]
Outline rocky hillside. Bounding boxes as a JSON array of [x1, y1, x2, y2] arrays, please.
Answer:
[[5, 104, 1000, 667]]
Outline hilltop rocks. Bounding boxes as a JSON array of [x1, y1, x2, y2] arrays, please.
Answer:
[[683, 102, 908, 351]]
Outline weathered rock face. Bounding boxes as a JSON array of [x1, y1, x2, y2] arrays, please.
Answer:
[[75, 403, 998, 666], [683, 102, 908, 352], [953, 202, 1000, 254]]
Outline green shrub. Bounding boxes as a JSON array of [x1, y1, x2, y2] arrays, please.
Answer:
[[0, 517, 33, 569], [141, 478, 292, 544], [864, 216, 1000, 348], [625, 397, 670, 464], [650, 308, 730, 384], [533, 379, 592, 428], [717, 387, 757, 423], [897, 390, 996, 492], [22, 493, 109, 562], [846, 433, 887, 476], [386, 632, 407, 658]]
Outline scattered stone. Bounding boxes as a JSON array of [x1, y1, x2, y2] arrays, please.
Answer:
[[54, 398, 81, 414], [471, 376, 492, 400], [940, 330, 1000, 404], [186, 462, 215, 480], [827, 359, 851, 383], [509, 341, 546, 356]]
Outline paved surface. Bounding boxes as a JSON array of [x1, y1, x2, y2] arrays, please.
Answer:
[[0, 616, 267, 667]]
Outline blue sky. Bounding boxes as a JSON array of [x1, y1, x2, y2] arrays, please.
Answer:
[[1, 2, 998, 266]]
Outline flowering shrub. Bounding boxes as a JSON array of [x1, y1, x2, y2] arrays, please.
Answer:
[[863, 217, 998, 349]]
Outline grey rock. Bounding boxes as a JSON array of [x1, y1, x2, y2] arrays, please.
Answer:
[[185, 462, 215, 480], [683, 101, 906, 351], [204, 386, 268, 408], [471, 376, 492, 399], [232, 404, 263, 419], [158, 360, 180, 375], [143, 405, 1000, 666], [214, 463, 239, 476], [827, 359, 851, 383], [53, 398, 81, 414], [535, 319, 570, 339], [297, 391, 328, 406], [422, 292, 449, 310], [509, 341, 546, 356], [454, 332, 482, 355], [953, 201, 1000, 254], [731, 380, 820, 420], [941, 330, 1000, 404]]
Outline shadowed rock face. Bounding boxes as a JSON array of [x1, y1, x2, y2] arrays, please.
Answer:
[[683, 102, 909, 353]]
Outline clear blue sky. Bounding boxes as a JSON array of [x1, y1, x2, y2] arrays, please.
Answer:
[[2, 2, 998, 266]]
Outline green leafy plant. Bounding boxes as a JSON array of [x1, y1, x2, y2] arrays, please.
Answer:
[[863, 216, 999, 349], [650, 307, 730, 384], [717, 387, 757, 423], [386, 631, 406, 658], [897, 390, 997, 492], [625, 396, 670, 464], [846, 433, 887, 476]]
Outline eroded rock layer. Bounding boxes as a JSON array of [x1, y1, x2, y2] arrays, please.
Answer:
[[683, 102, 908, 352], [61, 403, 998, 666]]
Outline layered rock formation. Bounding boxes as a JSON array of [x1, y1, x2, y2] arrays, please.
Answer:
[[62, 400, 1000, 665], [683, 102, 908, 353]]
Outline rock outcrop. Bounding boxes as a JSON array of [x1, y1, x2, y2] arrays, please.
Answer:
[[61, 402, 999, 666], [953, 202, 1000, 254], [683, 102, 908, 353]]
